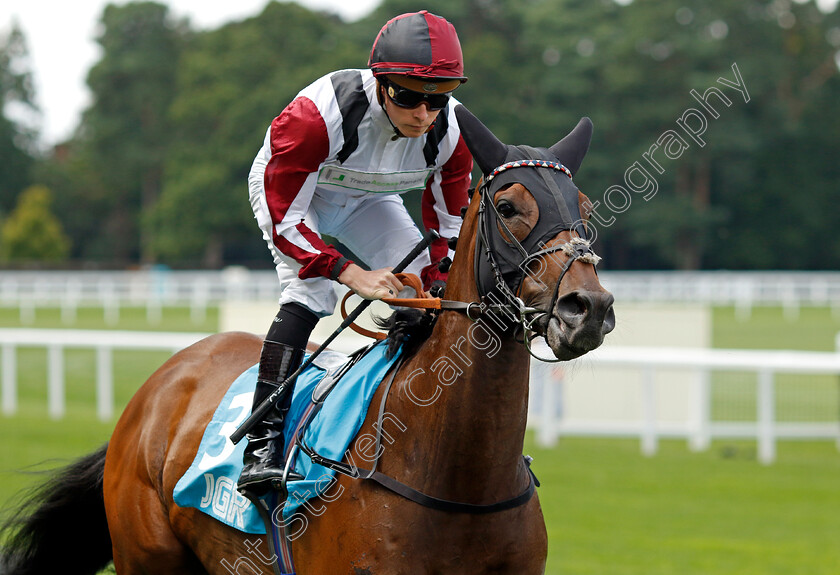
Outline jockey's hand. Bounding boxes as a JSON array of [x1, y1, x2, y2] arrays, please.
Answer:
[[338, 264, 404, 300]]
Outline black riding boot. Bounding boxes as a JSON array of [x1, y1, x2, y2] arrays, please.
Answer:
[[237, 341, 303, 495], [238, 303, 318, 497]]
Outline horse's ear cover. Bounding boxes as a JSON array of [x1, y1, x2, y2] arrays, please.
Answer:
[[456, 105, 593, 177], [454, 104, 594, 298], [454, 104, 507, 175], [549, 117, 593, 176]]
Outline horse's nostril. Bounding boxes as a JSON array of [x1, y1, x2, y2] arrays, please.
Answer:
[[555, 292, 589, 327], [555, 290, 615, 330]]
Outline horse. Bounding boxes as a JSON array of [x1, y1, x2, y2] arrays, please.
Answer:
[[0, 105, 615, 575]]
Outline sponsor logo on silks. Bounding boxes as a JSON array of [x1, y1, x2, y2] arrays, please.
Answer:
[[318, 166, 433, 194], [199, 473, 251, 530]]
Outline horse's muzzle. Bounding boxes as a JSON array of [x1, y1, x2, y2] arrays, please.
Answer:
[[545, 289, 615, 359]]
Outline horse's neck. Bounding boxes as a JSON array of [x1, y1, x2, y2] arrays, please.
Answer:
[[389, 203, 532, 500]]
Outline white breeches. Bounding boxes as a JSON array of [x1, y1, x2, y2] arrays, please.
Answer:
[[253, 190, 430, 317]]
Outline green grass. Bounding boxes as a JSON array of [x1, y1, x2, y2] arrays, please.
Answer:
[[0, 412, 115, 503], [1, 305, 839, 574], [527, 436, 840, 575]]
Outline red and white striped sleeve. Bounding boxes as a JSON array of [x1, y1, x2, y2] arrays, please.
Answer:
[[263, 97, 353, 281], [420, 134, 472, 287]]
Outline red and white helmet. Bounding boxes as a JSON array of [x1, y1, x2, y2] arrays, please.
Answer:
[[369, 11, 467, 84]]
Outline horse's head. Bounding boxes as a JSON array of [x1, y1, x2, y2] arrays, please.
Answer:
[[454, 105, 615, 360]]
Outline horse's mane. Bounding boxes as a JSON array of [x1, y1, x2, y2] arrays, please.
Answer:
[[374, 308, 438, 359]]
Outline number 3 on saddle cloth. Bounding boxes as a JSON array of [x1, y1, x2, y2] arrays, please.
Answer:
[[173, 341, 403, 534]]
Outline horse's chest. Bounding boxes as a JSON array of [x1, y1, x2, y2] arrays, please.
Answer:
[[299, 495, 547, 574]]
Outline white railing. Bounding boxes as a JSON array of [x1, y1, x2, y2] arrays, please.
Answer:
[[528, 344, 840, 464], [0, 329, 210, 421], [4, 270, 840, 324], [0, 269, 279, 325], [601, 270, 840, 320], [1, 328, 838, 465]]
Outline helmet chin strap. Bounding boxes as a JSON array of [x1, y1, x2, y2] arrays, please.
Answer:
[[383, 106, 404, 139]]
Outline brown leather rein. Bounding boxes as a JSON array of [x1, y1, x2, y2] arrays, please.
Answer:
[[340, 272, 476, 340]]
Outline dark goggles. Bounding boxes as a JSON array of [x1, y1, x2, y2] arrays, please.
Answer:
[[383, 80, 452, 111]]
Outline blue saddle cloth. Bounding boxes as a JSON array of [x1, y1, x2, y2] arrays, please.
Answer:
[[173, 341, 401, 534]]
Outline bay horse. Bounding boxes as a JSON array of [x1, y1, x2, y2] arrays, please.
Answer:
[[0, 105, 614, 575]]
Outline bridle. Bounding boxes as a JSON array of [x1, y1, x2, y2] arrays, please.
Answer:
[[472, 158, 602, 360], [375, 157, 603, 362]]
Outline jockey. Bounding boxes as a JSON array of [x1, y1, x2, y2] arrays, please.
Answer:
[[240, 11, 473, 495]]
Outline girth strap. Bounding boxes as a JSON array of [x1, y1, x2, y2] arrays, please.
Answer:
[[358, 459, 537, 514], [301, 444, 539, 514]]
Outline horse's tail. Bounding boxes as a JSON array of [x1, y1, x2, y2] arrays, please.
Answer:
[[0, 442, 113, 575]]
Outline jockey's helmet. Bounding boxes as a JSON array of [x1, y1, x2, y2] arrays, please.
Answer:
[[369, 10, 467, 97]]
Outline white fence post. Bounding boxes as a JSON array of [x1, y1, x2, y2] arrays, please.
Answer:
[[782, 282, 799, 322], [61, 281, 81, 325], [101, 282, 119, 326], [19, 296, 35, 325], [146, 298, 162, 325], [538, 364, 559, 447], [641, 366, 658, 457], [96, 346, 113, 421], [2, 344, 16, 415], [191, 284, 209, 325], [734, 278, 753, 322], [48, 344, 65, 419], [757, 369, 776, 465], [690, 368, 711, 452]]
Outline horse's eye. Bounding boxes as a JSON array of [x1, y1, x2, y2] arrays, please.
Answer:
[[497, 201, 516, 219]]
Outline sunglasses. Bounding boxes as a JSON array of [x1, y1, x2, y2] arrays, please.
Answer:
[[383, 80, 451, 111]]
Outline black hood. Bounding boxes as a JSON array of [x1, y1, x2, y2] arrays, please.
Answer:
[[454, 105, 593, 298]]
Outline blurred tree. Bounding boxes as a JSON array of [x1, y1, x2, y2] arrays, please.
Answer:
[[517, 0, 839, 270], [79, 1, 185, 264], [706, 0, 840, 270], [34, 140, 113, 261], [0, 21, 38, 215], [0, 185, 70, 262], [149, 2, 365, 266], [37, 0, 840, 271]]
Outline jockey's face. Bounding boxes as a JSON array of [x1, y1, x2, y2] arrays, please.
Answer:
[[380, 84, 442, 138]]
